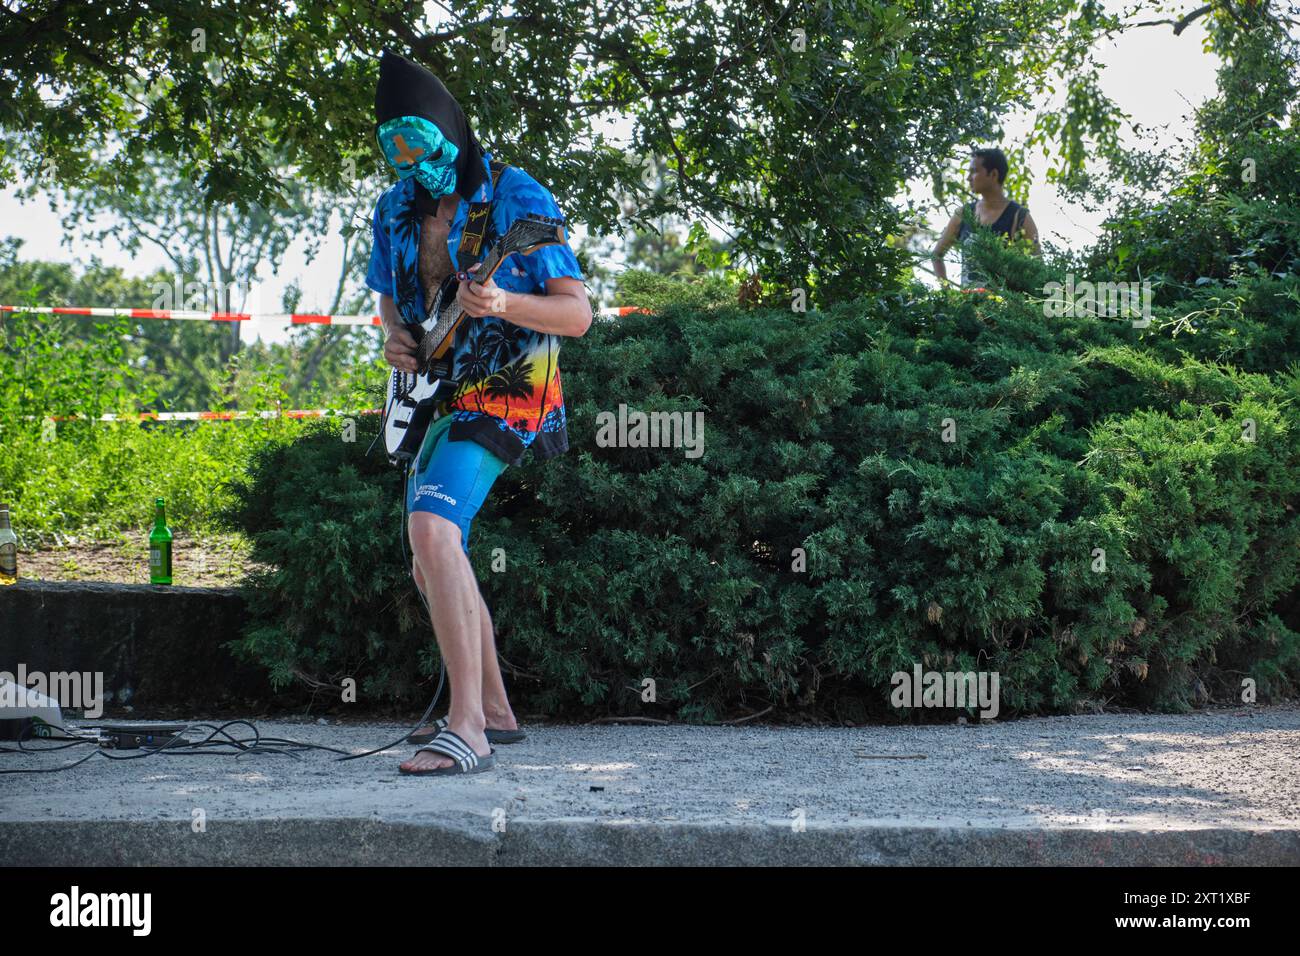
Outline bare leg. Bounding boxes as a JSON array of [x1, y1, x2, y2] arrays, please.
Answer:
[[477, 597, 519, 731], [411, 550, 518, 735], [400, 513, 490, 772]]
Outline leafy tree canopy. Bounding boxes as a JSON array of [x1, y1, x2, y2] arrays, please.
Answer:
[[3, 0, 1246, 304]]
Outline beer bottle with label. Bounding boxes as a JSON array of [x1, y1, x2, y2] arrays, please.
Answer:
[[0, 503, 17, 586], [148, 498, 172, 585]]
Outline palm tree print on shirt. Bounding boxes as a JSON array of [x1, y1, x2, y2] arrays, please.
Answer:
[[366, 154, 584, 464], [540, 404, 566, 434], [456, 330, 496, 416], [484, 359, 535, 424], [391, 195, 425, 324]]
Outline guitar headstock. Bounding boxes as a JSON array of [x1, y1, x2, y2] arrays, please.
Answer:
[[467, 216, 568, 285], [499, 215, 567, 257]]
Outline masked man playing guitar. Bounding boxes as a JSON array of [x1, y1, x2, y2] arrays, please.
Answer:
[[367, 51, 592, 776]]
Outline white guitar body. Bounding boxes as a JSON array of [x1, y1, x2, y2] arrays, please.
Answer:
[[382, 275, 461, 464]]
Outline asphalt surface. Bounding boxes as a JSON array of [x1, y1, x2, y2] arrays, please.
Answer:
[[3, 705, 1299, 865]]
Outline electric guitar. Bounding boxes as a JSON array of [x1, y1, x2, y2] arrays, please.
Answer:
[[382, 214, 567, 463]]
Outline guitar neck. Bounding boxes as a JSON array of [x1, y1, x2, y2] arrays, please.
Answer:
[[417, 295, 464, 364], [426, 248, 506, 361], [469, 246, 508, 284]]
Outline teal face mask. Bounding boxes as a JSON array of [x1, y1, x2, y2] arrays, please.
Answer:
[[376, 115, 460, 197]]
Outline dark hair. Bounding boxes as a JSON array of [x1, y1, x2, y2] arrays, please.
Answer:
[[971, 148, 1008, 184]]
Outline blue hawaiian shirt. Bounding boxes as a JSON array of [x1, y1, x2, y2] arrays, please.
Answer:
[[366, 150, 585, 466]]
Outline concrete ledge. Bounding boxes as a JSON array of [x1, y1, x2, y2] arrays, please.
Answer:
[[497, 820, 1300, 867], [4, 715, 1299, 866], [5, 819, 1298, 867], [0, 819, 498, 867], [0, 579, 270, 708]]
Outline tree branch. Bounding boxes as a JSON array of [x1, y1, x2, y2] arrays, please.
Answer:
[[1128, 3, 1215, 35]]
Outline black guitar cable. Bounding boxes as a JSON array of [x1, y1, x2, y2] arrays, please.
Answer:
[[0, 719, 356, 774], [2, 448, 449, 774]]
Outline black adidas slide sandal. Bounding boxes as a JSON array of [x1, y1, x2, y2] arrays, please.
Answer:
[[399, 729, 496, 776], [408, 716, 527, 746]]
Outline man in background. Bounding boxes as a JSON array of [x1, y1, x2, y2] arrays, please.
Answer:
[[931, 147, 1041, 286]]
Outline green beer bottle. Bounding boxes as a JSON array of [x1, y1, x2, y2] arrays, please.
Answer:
[[148, 498, 173, 585], [0, 503, 17, 586]]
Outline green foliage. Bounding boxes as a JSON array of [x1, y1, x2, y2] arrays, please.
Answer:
[[0, 240, 384, 413], [223, 420, 432, 701], [226, 278, 1300, 719], [0, 305, 310, 541], [613, 268, 736, 312], [1080, 9, 1300, 294], [956, 224, 1057, 295], [0, 415, 304, 543], [2, 0, 1147, 306], [1078, 355, 1300, 708]]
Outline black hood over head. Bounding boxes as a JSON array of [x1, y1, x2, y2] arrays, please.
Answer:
[[374, 49, 487, 200]]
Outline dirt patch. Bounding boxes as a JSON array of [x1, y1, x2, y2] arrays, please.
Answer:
[[15, 532, 262, 587]]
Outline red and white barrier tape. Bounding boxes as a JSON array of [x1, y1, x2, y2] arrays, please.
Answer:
[[2, 305, 650, 324], [0, 305, 381, 326], [35, 409, 382, 423]]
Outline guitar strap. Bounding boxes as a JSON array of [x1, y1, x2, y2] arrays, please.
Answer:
[[455, 159, 509, 271], [419, 159, 509, 384]]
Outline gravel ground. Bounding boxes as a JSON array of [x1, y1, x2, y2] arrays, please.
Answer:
[[4, 704, 1298, 831]]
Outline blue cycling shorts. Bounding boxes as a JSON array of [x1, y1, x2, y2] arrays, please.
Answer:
[[406, 413, 509, 557]]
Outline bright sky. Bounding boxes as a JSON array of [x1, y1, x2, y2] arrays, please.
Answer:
[[0, 4, 1219, 342]]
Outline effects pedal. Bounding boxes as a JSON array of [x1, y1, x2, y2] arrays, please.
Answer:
[[92, 724, 189, 750]]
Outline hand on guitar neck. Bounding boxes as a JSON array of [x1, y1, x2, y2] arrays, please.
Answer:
[[455, 260, 509, 320]]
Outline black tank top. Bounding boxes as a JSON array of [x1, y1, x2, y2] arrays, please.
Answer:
[[958, 200, 1025, 286], [958, 200, 1024, 241]]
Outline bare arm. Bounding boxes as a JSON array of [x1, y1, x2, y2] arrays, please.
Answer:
[[378, 292, 399, 336], [378, 293, 418, 372], [1019, 210, 1042, 257], [931, 210, 964, 283], [458, 273, 593, 337]]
